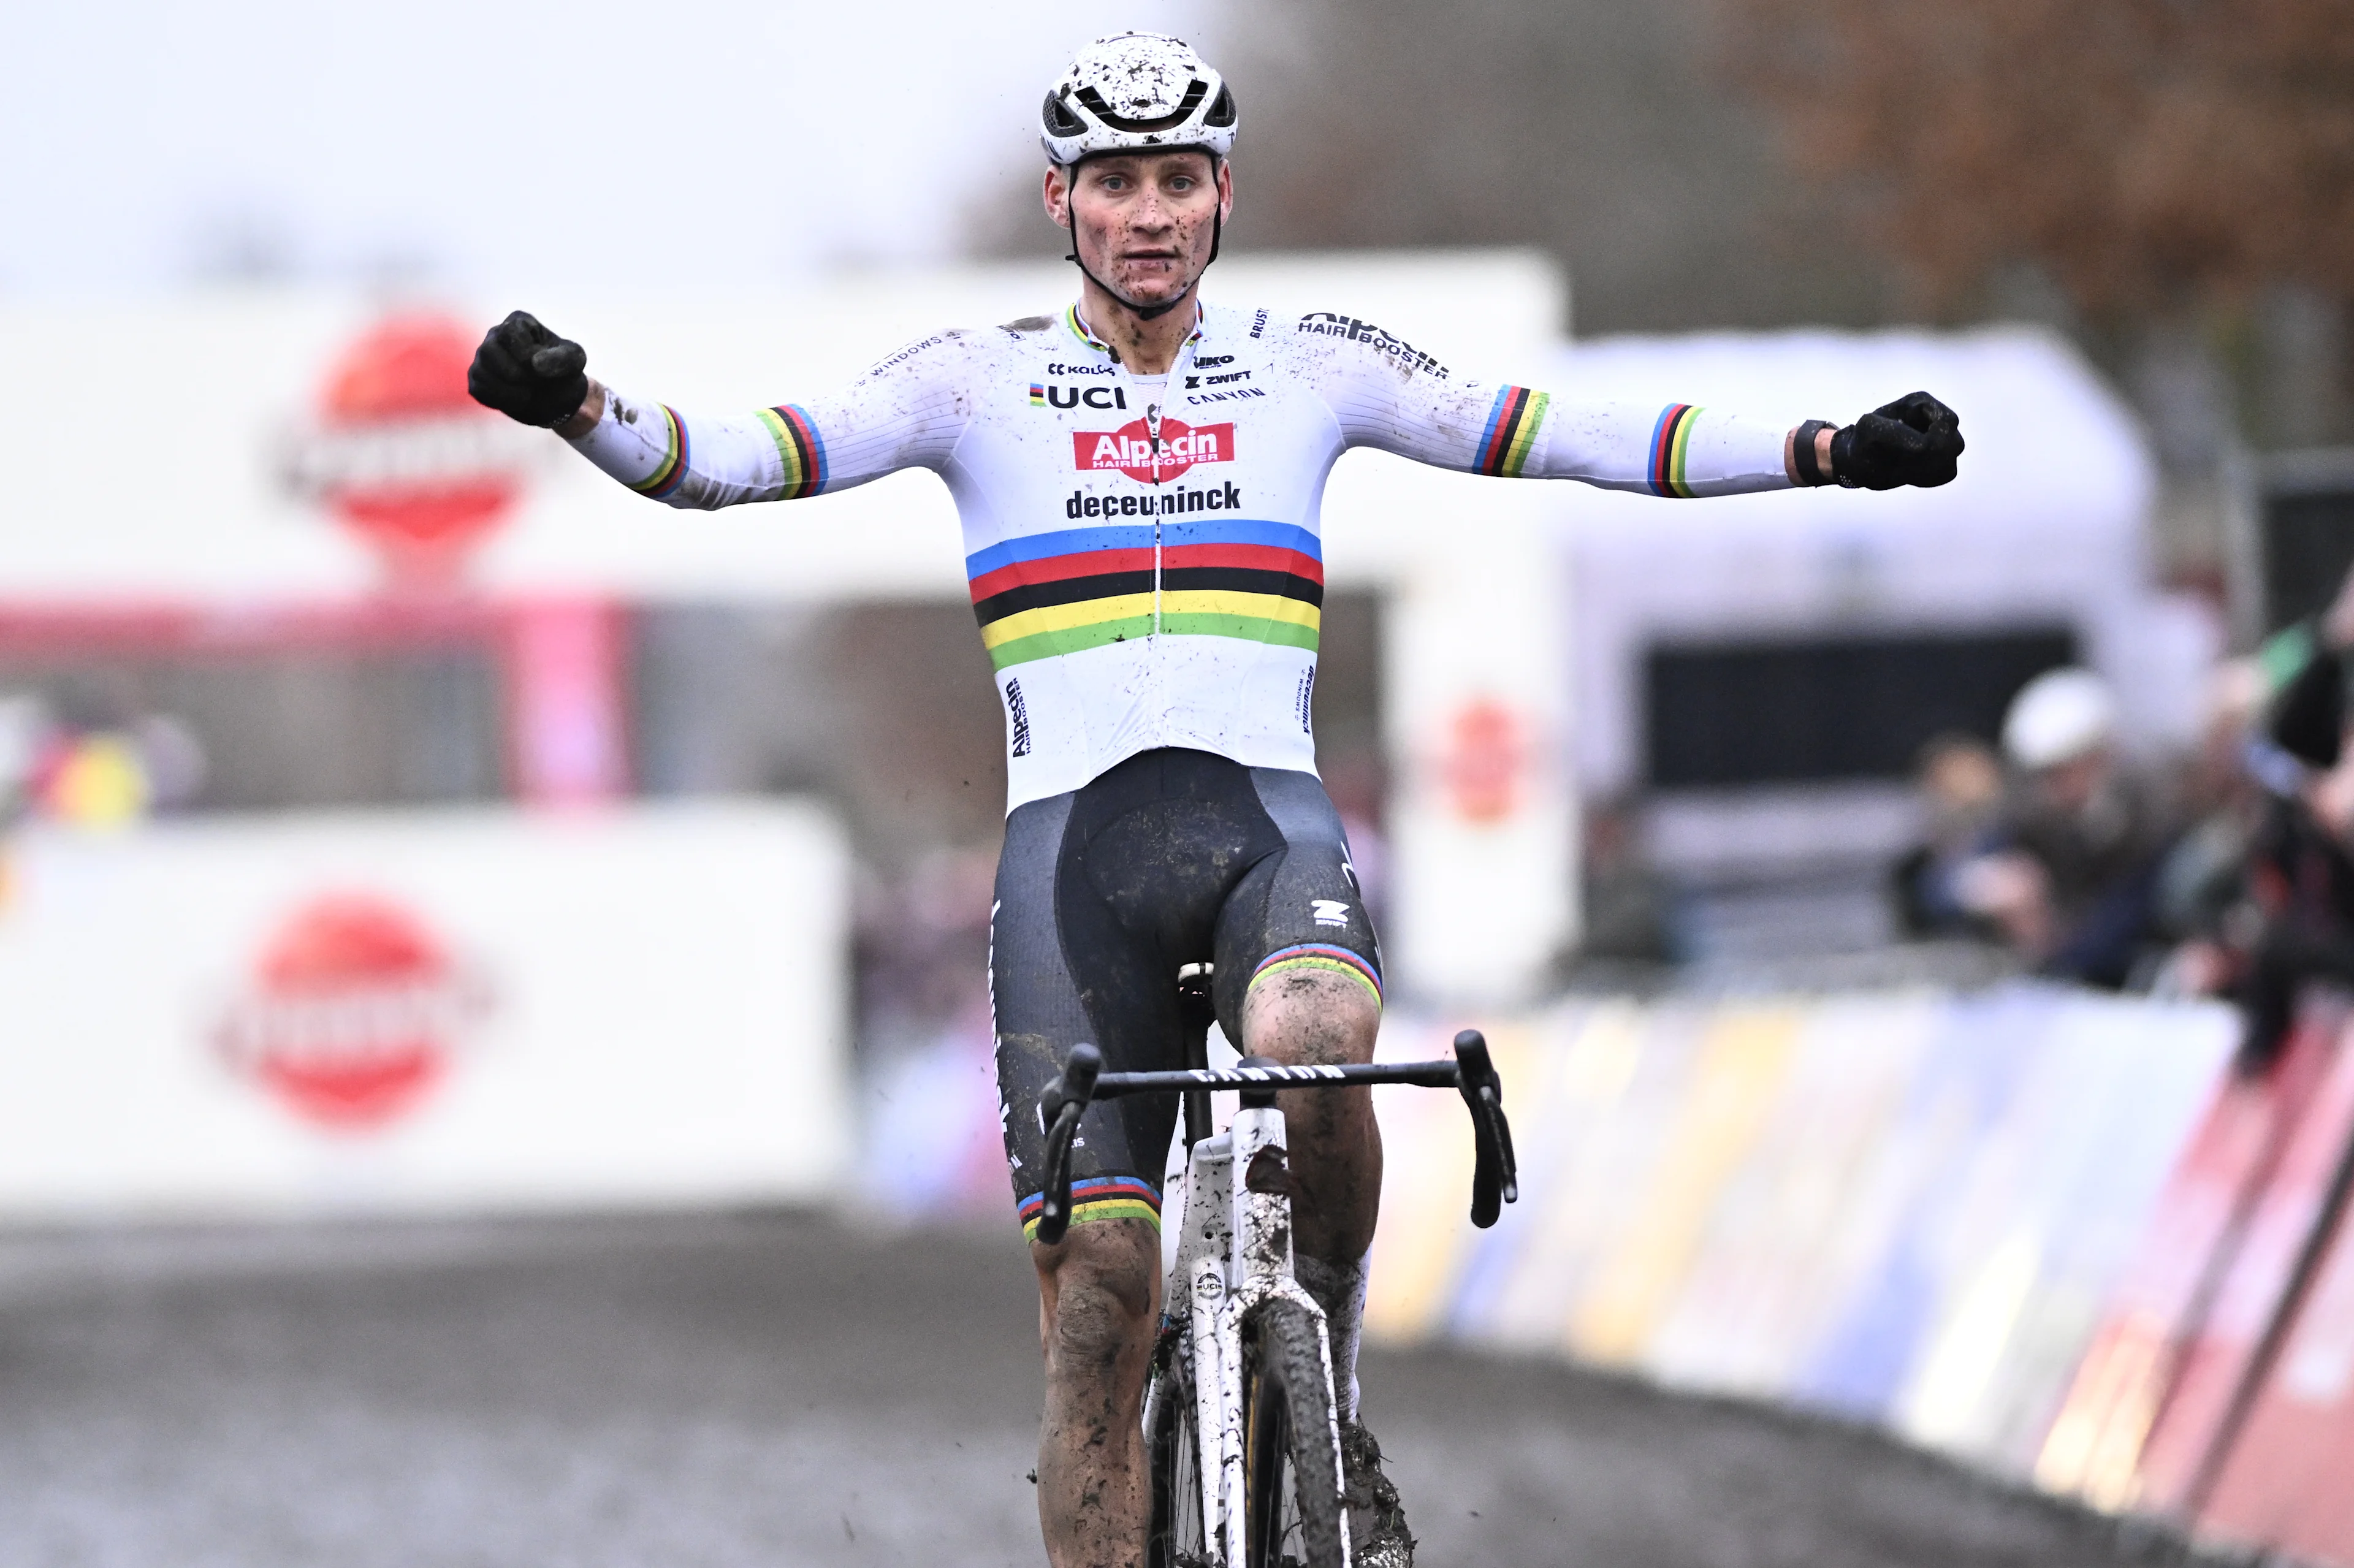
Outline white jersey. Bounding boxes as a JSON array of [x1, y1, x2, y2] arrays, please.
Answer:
[[568, 299, 1800, 812]]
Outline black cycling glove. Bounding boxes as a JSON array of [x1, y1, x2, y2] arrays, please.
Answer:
[[468, 310, 590, 428], [1825, 390, 1964, 490]]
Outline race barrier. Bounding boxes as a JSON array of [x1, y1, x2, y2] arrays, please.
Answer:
[[1365, 990, 2235, 1467], [1365, 988, 2354, 1568], [861, 981, 2354, 1563], [0, 802, 853, 1218]]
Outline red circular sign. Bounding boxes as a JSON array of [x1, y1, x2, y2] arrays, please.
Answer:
[[215, 892, 490, 1130], [284, 314, 533, 585], [1440, 699, 1528, 824]]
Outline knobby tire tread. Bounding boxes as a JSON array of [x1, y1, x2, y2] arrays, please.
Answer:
[[1244, 1297, 1345, 1568], [1146, 1331, 1211, 1568]]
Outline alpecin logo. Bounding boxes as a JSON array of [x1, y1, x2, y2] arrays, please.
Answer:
[[1004, 677, 1032, 758], [1072, 417, 1236, 483]]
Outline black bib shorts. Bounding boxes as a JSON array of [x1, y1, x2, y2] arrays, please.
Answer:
[[991, 748, 1382, 1241]]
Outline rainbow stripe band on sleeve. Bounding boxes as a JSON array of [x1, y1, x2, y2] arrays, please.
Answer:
[[1249, 944, 1383, 1007], [1647, 403, 1703, 498], [756, 403, 829, 500], [1476, 386, 1549, 477], [628, 405, 690, 499], [1018, 1175, 1162, 1242]]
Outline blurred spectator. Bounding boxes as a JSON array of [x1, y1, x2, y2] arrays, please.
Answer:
[[1946, 668, 2181, 988], [853, 845, 999, 1065], [2206, 567, 2354, 1065], [1567, 796, 1677, 978], [133, 714, 208, 810], [2145, 660, 2269, 995], [0, 695, 45, 911], [11, 705, 210, 831], [1890, 733, 2006, 937], [0, 694, 45, 830]]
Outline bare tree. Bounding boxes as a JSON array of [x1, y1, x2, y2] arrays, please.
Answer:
[[1721, 0, 2354, 319], [1711, 0, 2354, 571]]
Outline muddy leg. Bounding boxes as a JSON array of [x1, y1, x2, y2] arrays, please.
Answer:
[[1241, 966, 1381, 1415], [1031, 1218, 1162, 1568], [1240, 966, 1381, 1262]]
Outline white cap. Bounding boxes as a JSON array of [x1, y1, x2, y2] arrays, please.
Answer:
[[2002, 667, 2117, 771], [1040, 33, 1237, 166]]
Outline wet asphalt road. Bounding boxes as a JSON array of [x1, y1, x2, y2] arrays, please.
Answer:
[[0, 1211, 2219, 1568]]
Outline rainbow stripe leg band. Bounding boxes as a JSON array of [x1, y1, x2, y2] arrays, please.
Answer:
[[1248, 944, 1383, 1008], [1019, 1175, 1161, 1243]]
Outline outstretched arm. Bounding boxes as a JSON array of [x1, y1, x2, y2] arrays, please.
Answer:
[[468, 310, 967, 510], [1301, 323, 1961, 494]]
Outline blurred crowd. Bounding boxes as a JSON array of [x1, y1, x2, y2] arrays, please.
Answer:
[[0, 695, 207, 836], [1891, 567, 2354, 1067]]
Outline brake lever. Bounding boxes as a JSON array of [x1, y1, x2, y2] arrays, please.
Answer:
[[1452, 1030, 1520, 1228], [1032, 1044, 1103, 1246]]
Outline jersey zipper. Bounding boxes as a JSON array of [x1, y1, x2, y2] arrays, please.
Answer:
[[1137, 325, 1203, 644]]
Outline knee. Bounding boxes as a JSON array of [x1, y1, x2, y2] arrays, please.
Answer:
[[1035, 1220, 1158, 1372], [1242, 967, 1380, 1063]]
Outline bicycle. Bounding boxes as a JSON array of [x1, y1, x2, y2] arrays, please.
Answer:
[[1033, 966, 1518, 1568]]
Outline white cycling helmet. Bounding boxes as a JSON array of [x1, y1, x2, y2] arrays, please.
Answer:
[[2003, 667, 2118, 771], [1040, 32, 1237, 167]]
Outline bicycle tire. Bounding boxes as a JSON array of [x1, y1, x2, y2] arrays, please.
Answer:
[[1242, 1297, 1346, 1568], [1146, 1329, 1213, 1568]]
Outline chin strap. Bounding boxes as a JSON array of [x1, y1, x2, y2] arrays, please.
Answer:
[[1061, 162, 1225, 326]]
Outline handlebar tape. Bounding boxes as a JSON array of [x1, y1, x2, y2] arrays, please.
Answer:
[[1454, 1030, 1520, 1228]]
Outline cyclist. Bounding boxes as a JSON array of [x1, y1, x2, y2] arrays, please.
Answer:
[[468, 31, 1963, 1567]]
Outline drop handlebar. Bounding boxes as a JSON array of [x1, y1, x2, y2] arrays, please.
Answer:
[[1032, 1030, 1518, 1246]]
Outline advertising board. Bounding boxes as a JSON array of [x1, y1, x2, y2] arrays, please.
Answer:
[[0, 802, 851, 1217]]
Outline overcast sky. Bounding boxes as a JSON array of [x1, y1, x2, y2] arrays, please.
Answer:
[[3, 0, 1221, 295]]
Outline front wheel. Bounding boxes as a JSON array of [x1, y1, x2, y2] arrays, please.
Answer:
[[1243, 1297, 1346, 1568], [1146, 1328, 1212, 1568]]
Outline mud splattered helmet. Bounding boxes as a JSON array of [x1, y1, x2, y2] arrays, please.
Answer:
[[1040, 32, 1238, 167]]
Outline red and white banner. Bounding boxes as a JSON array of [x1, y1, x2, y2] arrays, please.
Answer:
[[0, 803, 850, 1217], [2133, 1010, 2354, 1511]]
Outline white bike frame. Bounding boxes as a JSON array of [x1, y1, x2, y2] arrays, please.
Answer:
[[1151, 1100, 1349, 1567], [1033, 1029, 1514, 1567]]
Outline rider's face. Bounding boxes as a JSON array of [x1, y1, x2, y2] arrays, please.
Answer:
[[1046, 152, 1230, 310]]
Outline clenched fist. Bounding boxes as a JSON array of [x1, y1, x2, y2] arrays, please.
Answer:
[[468, 310, 590, 428], [1832, 391, 1964, 490]]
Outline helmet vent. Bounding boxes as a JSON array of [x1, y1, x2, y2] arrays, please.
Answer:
[[1042, 91, 1089, 139], [1075, 78, 1208, 134]]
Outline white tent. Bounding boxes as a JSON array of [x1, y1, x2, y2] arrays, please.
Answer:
[[1546, 327, 2206, 809]]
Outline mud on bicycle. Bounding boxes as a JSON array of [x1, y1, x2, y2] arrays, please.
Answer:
[[1033, 966, 1518, 1568]]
